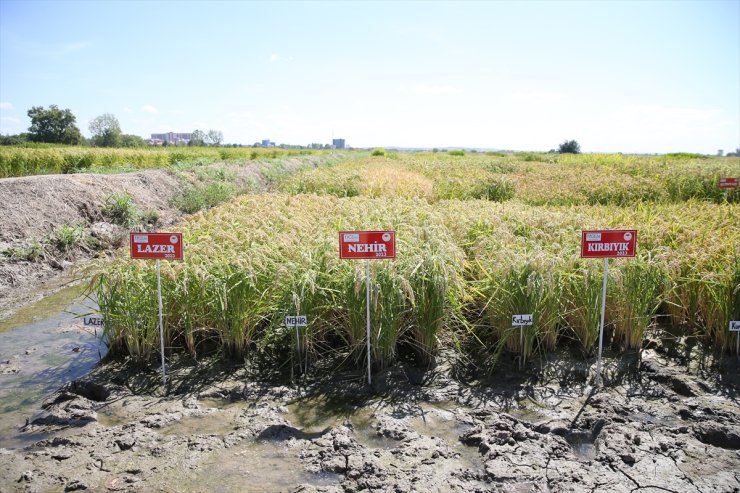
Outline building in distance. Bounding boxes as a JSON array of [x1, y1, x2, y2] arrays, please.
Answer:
[[332, 138, 345, 149], [150, 132, 192, 145]]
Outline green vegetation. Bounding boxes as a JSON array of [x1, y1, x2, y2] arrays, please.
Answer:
[[0, 146, 321, 178], [91, 150, 740, 374], [26, 105, 82, 145], [89, 113, 122, 148], [1, 241, 45, 262], [558, 139, 581, 154], [102, 193, 138, 227], [53, 224, 85, 252]]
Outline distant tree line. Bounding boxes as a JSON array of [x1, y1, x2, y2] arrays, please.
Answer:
[[0, 105, 223, 148]]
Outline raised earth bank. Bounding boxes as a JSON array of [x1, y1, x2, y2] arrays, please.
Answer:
[[0, 348, 738, 492]]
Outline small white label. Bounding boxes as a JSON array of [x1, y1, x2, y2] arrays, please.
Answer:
[[133, 234, 148, 243], [170, 235, 178, 244], [343, 233, 360, 242], [729, 321, 740, 332], [285, 315, 308, 327], [623, 232, 633, 241], [84, 315, 104, 326], [586, 232, 601, 241], [512, 314, 533, 326]]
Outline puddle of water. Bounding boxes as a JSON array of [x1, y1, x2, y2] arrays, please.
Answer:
[[408, 403, 482, 470], [286, 396, 398, 449], [96, 404, 130, 428], [160, 406, 243, 436], [567, 435, 596, 460], [0, 284, 105, 449], [0, 279, 88, 333], [166, 438, 342, 492]]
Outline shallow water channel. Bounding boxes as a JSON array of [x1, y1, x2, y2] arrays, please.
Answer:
[[0, 283, 104, 449]]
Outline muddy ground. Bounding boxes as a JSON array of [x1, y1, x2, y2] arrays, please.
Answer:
[[0, 344, 738, 493]]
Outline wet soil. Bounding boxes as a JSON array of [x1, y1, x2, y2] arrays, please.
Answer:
[[1, 347, 738, 493]]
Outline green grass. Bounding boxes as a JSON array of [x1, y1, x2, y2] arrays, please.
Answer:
[[102, 193, 138, 227]]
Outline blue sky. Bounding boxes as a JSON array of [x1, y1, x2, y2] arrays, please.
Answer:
[[1, 0, 738, 153]]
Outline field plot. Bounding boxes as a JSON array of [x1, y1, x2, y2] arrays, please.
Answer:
[[95, 152, 740, 371], [0, 145, 318, 177]]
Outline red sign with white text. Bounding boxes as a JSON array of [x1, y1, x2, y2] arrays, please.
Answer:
[[339, 231, 395, 260], [581, 230, 637, 258], [130, 232, 183, 260], [719, 178, 738, 189]]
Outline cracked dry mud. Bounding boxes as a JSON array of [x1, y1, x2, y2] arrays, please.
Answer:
[[0, 349, 738, 493]]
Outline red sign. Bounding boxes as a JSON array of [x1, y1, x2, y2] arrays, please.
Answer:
[[130, 232, 183, 260], [581, 230, 637, 258], [719, 178, 738, 189], [339, 231, 395, 260]]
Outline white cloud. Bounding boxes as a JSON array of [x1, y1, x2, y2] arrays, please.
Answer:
[[270, 53, 279, 62], [0, 102, 13, 110], [123, 107, 133, 113], [141, 105, 159, 115], [412, 85, 459, 95], [0, 116, 20, 123]]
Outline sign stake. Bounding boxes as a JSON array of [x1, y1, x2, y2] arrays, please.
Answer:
[[130, 232, 183, 392], [156, 259, 166, 388], [338, 230, 395, 387], [596, 257, 609, 386], [295, 318, 302, 375], [366, 259, 372, 385]]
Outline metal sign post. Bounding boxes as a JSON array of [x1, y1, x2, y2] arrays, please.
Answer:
[[595, 258, 609, 386], [156, 259, 166, 386], [581, 230, 637, 387], [339, 230, 396, 386], [130, 232, 183, 390], [366, 259, 372, 385]]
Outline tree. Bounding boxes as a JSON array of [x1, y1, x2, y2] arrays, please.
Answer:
[[27, 105, 82, 144], [89, 113, 122, 147], [189, 129, 206, 146], [205, 129, 223, 147], [0, 133, 29, 145], [119, 134, 147, 147], [558, 139, 581, 154]]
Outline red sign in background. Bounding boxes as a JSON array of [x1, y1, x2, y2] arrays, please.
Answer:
[[581, 230, 637, 258], [130, 232, 183, 260], [719, 178, 739, 189], [339, 231, 395, 259]]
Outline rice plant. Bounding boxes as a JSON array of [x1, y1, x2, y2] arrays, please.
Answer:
[[91, 151, 740, 375], [609, 258, 669, 350]]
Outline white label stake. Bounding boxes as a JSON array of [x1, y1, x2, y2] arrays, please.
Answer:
[[730, 321, 740, 359]]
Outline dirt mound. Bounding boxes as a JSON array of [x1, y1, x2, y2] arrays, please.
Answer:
[[0, 171, 182, 243]]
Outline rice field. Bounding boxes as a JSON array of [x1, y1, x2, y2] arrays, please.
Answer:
[[0, 146, 318, 177], [93, 152, 740, 372]]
